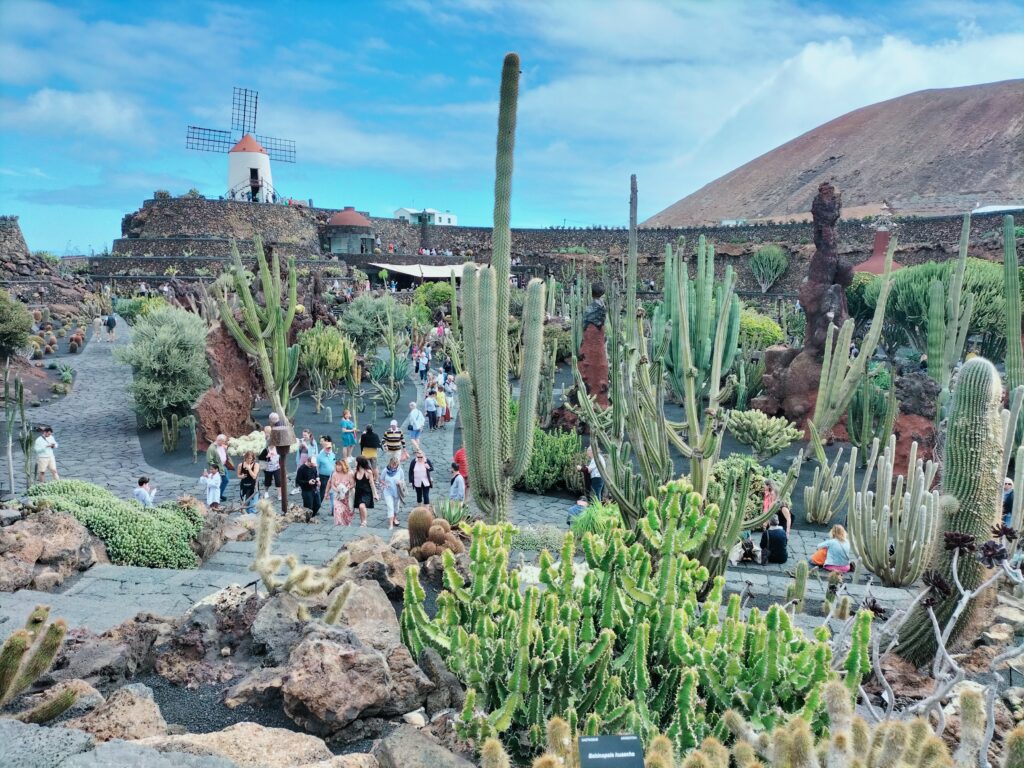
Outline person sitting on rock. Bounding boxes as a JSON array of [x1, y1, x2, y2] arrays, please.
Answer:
[[759, 513, 789, 565]]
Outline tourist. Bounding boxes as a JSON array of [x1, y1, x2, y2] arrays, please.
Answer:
[[326, 458, 354, 526], [33, 427, 59, 483], [434, 386, 448, 430], [316, 437, 337, 506], [424, 389, 439, 431], [92, 315, 103, 342], [449, 462, 465, 503], [238, 451, 260, 514], [360, 424, 381, 470], [759, 513, 789, 564], [200, 464, 222, 509], [811, 524, 852, 573], [417, 350, 429, 382], [1005, 478, 1016, 527], [296, 455, 321, 515], [381, 457, 406, 529], [454, 445, 469, 502], [409, 451, 434, 505], [352, 456, 377, 527], [261, 437, 281, 500], [205, 434, 232, 500], [403, 401, 425, 451], [339, 410, 357, 459], [382, 420, 406, 466], [133, 477, 156, 508], [566, 497, 588, 526], [578, 447, 603, 502], [105, 313, 117, 341], [294, 429, 317, 492]]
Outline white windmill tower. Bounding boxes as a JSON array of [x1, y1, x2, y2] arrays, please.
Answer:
[[186, 87, 296, 202]]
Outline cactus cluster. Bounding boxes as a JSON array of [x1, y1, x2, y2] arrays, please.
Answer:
[[847, 435, 939, 587], [846, 370, 898, 465], [897, 357, 1005, 664], [0, 605, 79, 724], [726, 409, 803, 460], [217, 235, 299, 420], [926, 215, 973, 411], [407, 506, 465, 561], [803, 448, 852, 525], [402, 479, 863, 760], [456, 53, 547, 522]]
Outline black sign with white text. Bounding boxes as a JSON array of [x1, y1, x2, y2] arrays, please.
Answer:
[[578, 734, 645, 767]]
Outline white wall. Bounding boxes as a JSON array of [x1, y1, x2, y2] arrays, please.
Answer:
[[228, 151, 274, 203]]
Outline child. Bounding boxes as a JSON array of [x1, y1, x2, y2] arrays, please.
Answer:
[[200, 464, 222, 509]]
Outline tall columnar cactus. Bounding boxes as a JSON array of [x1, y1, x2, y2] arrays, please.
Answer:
[[456, 53, 546, 522], [803, 447, 852, 525], [845, 369, 898, 466], [786, 560, 808, 612], [897, 357, 1005, 664], [0, 605, 79, 723], [568, 274, 591, 353], [217, 235, 299, 419], [809, 237, 896, 461], [926, 215, 973, 399], [1005, 214, 1023, 449], [847, 435, 939, 587]]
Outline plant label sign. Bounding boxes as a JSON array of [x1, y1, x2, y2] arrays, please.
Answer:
[[578, 735, 645, 767]]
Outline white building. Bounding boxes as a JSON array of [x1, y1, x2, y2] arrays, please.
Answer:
[[394, 207, 458, 226], [228, 134, 275, 203]]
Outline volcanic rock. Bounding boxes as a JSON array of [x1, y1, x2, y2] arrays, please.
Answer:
[[137, 722, 338, 767], [371, 724, 475, 768], [65, 683, 167, 742], [0, 511, 102, 592], [193, 324, 261, 449]]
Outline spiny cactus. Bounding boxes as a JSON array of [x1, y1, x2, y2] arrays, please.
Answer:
[[456, 52, 546, 522], [750, 244, 789, 294], [803, 447, 852, 525], [249, 499, 349, 597], [402, 479, 856, 761], [897, 357, 1004, 664], [1004, 215, 1023, 450], [217, 235, 299, 420], [786, 560, 808, 613], [846, 371, 898, 466], [926, 215, 973, 406], [848, 435, 939, 587], [0, 605, 78, 723], [161, 413, 180, 453], [727, 409, 803, 460], [408, 505, 435, 549]]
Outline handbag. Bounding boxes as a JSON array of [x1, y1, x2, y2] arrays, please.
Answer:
[[811, 547, 827, 567]]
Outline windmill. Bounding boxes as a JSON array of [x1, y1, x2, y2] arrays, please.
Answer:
[[186, 87, 296, 202]]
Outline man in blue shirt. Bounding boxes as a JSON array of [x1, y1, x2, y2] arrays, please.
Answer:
[[316, 437, 337, 507], [133, 477, 156, 508]]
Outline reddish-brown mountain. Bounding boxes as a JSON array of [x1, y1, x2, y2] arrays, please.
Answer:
[[643, 79, 1024, 227]]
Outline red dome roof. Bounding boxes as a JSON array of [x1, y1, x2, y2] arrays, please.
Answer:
[[328, 206, 371, 227], [229, 134, 268, 155]]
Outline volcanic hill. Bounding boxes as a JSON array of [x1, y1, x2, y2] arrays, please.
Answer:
[[643, 79, 1024, 227]]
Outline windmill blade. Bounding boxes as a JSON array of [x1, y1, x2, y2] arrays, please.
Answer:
[[186, 125, 234, 153], [232, 87, 258, 134], [256, 134, 296, 163]]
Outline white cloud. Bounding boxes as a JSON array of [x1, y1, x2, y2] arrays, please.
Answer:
[[0, 89, 147, 139]]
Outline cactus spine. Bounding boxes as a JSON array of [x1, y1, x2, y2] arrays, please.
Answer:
[[217, 235, 299, 420], [456, 53, 546, 522], [847, 435, 939, 587], [0, 605, 78, 723], [897, 357, 1004, 664], [1004, 214, 1023, 449]]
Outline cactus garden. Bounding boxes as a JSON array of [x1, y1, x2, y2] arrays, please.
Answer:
[[1, 14, 1024, 768]]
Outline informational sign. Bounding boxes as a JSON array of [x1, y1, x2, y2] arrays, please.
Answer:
[[578, 735, 645, 768]]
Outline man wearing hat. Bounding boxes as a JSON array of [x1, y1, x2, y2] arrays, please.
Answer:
[[383, 420, 406, 467]]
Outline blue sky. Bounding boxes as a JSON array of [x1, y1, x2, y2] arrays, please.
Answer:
[[1, 0, 1022, 253]]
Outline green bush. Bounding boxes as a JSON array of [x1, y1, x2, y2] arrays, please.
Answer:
[[115, 306, 211, 428], [706, 454, 788, 520], [543, 324, 574, 361], [509, 524, 568, 552], [0, 288, 32, 363], [113, 296, 169, 325], [413, 281, 455, 314], [749, 244, 788, 293], [337, 295, 410, 354], [845, 272, 878, 328], [517, 426, 582, 494], [738, 307, 783, 350], [27, 480, 202, 568], [569, 499, 623, 537]]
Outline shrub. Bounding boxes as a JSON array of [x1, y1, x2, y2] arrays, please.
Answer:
[[543, 324, 574, 361], [297, 322, 357, 412], [516, 426, 582, 494], [0, 288, 32, 363], [569, 499, 622, 537], [706, 454, 787, 520], [738, 307, 783, 350], [113, 296, 169, 325], [509, 524, 567, 552], [115, 306, 211, 428], [337, 295, 410, 354], [27, 480, 202, 568], [749, 244, 789, 293], [412, 281, 455, 314]]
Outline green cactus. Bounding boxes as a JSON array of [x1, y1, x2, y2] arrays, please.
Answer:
[[161, 413, 180, 453], [786, 560, 808, 613], [926, 216, 973, 403], [456, 53, 546, 523], [402, 478, 853, 761], [407, 505, 434, 549], [0, 606, 78, 723], [803, 447, 852, 525], [847, 435, 939, 587], [249, 499, 348, 596], [726, 409, 803, 460], [1004, 215, 1023, 450], [897, 357, 1004, 664], [216, 235, 299, 420], [846, 368, 898, 465], [809, 237, 896, 459]]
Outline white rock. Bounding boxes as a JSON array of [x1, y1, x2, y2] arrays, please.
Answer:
[[402, 708, 427, 727]]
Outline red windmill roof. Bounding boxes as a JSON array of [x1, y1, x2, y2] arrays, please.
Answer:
[[328, 207, 372, 227], [229, 134, 268, 155], [856, 229, 903, 275]]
